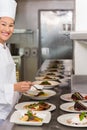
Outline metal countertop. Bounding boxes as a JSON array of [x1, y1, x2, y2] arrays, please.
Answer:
[[0, 59, 86, 130], [0, 84, 87, 130]]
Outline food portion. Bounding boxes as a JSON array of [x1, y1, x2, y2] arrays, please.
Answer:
[[67, 112, 87, 125], [23, 101, 51, 111], [74, 101, 87, 111], [79, 112, 87, 121], [71, 92, 84, 100], [20, 110, 43, 122], [43, 76, 54, 80], [46, 73, 56, 76], [34, 91, 48, 97], [39, 81, 51, 85], [57, 75, 64, 79]]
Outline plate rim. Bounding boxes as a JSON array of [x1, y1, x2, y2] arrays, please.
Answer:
[[57, 113, 87, 127], [15, 101, 56, 112], [33, 80, 59, 88], [60, 93, 87, 102], [10, 110, 51, 126], [60, 102, 87, 113], [23, 90, 56, 100]]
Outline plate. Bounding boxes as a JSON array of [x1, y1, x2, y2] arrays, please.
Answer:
[[60, 102, 87, 112], [33, 80, 59, 89], [23, 90, 56, 100], [60, 93, 87, 102], [10, 110, 51, 126], [35, 76, 58, 81], [38, 72, 57, 77], [57, 113, 87, 127], [15, 101, 56, 112]]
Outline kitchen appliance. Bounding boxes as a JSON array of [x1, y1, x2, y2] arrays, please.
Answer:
[[38, 10, 73, 67]]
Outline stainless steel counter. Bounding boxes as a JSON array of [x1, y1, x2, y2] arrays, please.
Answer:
[[0, 60, 86, 130], [0, 84, 87, 130], [13, 85, 70, 130]]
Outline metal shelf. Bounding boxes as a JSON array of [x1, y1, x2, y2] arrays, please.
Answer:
[[13, 29, 33, 34], [70, 31, 87, 40]]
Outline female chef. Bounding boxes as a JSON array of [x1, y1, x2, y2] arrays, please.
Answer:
[[0, 0, 33, 122]]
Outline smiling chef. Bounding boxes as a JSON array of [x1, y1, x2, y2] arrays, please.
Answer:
[[0, 0, 33, 123]]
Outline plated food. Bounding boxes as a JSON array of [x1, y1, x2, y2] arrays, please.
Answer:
[[35, 75, 59, 81], [57, 113, 87, 127], [33, 80, 59, 89], [20, 110, 43, 122], [10, 110, 51, 126], [71, 92, 84, 101], [38, 72, 58, 77], [39, 80, 52, 85], [60, 101, 87, 113], [23, 89, 56, 100], [15, 101, 56, 112], [60, 92, 87, 102]]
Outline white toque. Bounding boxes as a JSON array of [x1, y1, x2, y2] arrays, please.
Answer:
[[0, 0, 17, 20]]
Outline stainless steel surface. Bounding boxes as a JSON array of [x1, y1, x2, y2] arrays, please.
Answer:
[[38, 10, 73, 67], [13, 85, 72, 130], [0, 85, 86, 130], [71, 75, 87, 93], [0, 60, 86, 130]]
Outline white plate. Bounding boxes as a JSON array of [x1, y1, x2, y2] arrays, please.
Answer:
[[60, 102, 87, 112], [38, 72, 57, 77], [57, 113, 87, 127], [35, 76, 57, 81], [23, 90, 56, 100], [60, 93, 87, 102], [15, 101, 56, 112], [33, 80, 59, 89], [10, 110, 51, 126]]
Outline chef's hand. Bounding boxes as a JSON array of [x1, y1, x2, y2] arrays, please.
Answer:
[[14, 81, 33, 93]]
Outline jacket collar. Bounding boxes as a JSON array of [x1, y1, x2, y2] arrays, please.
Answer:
[[0, 43, 6, 49]]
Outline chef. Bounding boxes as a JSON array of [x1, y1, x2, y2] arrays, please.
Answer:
[[0, 0, 33, 122]]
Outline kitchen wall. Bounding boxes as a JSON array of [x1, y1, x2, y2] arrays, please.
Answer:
[[8, 0, 75, 81]]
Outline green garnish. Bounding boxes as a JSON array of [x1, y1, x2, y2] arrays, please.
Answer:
[[27, 110, 34, 120], [40, 81, 51, 85], [79, 112, 87, 121], [39, 101, 44, 104]]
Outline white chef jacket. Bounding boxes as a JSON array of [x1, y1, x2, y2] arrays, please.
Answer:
[[0, 43, 20, 120]]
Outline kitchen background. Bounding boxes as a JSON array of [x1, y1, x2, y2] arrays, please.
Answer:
[[7, 0, 75, 81]]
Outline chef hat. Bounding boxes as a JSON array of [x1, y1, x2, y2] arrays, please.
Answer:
[[0, 0, 17, 20]]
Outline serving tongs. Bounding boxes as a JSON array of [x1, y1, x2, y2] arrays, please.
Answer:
[[33, 85, 43, 92], [27, 85, 44, 97], [33, 85, 44, 97]]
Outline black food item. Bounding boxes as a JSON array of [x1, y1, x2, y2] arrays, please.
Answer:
[[74, 101, 87, 111], [71, 92, 84, 100]]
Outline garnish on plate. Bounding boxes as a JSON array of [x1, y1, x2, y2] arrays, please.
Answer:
[[29, 91, 48, 97], [84, 96, 87, 100], [67, 112, 87, 125], [39, 81, 51, 85], [23, 101, 51, 111], [79, 112, 87, 121], [20, 110, 43, 122]]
